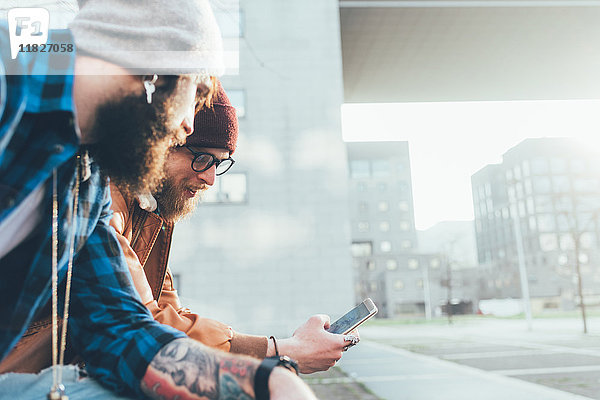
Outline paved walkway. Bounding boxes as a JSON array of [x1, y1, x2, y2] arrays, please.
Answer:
[[335, 340, 594, 400]]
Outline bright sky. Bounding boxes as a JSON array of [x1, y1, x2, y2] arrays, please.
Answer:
[[342, 100, 600, 231]]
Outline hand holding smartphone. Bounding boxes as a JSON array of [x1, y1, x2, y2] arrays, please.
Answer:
[[326, 298, 378, 335]]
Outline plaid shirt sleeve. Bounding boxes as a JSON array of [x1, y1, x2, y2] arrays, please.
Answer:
[[68, 185, 186, 396], [0, 25, 186, 395]]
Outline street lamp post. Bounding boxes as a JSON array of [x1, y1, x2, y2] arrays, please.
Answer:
[[509, 188, 533, 331], [446, 255, 453, 325], [573, 232, 588, 334], [422, 261, 432, 321]]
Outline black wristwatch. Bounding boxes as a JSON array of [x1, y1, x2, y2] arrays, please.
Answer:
[[254, 355, 299, 400]]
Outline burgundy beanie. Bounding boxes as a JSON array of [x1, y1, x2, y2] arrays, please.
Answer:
[[188, 80, 238, 155]]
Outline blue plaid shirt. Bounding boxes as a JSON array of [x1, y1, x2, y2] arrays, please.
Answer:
[[0, 27, 185, 396]]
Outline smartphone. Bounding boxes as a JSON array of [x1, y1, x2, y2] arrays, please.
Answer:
[[327, 298, 378, 335]]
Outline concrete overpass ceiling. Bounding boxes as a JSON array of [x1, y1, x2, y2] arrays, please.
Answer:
[[340, 0, 600, 102]]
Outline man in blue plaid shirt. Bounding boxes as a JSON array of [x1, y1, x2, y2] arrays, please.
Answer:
[[0, 1, 315, 399]]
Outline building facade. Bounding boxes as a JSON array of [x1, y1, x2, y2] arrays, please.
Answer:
[[169, 0, 354, 336], [472, 138, 600, 311], [347, 141, 476, 317]]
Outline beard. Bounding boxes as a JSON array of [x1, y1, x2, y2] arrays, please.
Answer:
[[86, 86, 187, 198], [155, 175, 206, 222]]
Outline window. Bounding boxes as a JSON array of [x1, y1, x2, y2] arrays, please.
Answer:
[[430, 258, 440, 268], [203, 173, 247, 203], [357, 182, 367, 192], [475, 220, 482, 233], [398, 182, 409, 195], [485, 251, 492, 263], [522, 160, 531, 176], [378, 201, 389, 212], [393, 280, 404, 290], [525, 197, 534, 213], [377, 183, 387, 192], [557, 215, 571, 231], [518, 201, 526, 217], [559, 234, 575, 250], [386, 259, 398, 270], [366, 260, 376, 271], [552, 176, 570, 193], [478, 185, 485, 199], [380, 241, 392, 252], [401, 240, 412, 249], [516, 182, 524, 199], [533, 177, 552, 194], [571, 159, 586, 173], [554, 196, 571, 213], [350, 160, 370, 178], [398, 201, 410, 211], [571, 212, 596, 230], [369, 281, 378, 291], [524, 179, 533, 195], [399, 221, 410, 231], [227, 90, 246, 118], [213, 7, 244, 38], [513, 165, 522, 180], [508, 186, 516, 201], [212, 5, 243, 73], [372, 160, 391, 177], [529, 216, 537, 230], [537, 215, 556, 232], [357, 222, 369, 232], [535, 196, 552, 212], [351, 242, 372, 257], [574, 178, 600, 192], [531, 158, 549, 175], [379, 221, 390, 232], [550, 158, 567, 174], [358, 202, 368, 213], [539, 234, 558, 252], [408, 258, 419, 270], [558, 254, 569, 266]]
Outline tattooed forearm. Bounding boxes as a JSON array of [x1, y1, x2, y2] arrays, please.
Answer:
[[144, 338, 219, 398], [220, 359, 251, 378], [141, 338, 259, 400], [220, 375, 253, 400]]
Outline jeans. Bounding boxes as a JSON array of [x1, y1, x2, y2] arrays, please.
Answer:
[[0, 366, 136, 399]]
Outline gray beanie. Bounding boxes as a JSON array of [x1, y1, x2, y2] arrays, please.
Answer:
[[69, 0, 223, 75]]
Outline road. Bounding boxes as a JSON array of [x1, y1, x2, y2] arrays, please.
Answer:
[[332, 316, 600, 400]]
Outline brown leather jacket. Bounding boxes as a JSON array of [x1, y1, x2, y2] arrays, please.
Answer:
[[108, 183, 268, 358], [0, 184, 267, 374]]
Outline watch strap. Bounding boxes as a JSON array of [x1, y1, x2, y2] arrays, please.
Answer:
[[254, 356, 299, 400]]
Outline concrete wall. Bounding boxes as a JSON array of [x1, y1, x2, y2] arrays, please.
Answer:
[[169, 0, 354, 337]]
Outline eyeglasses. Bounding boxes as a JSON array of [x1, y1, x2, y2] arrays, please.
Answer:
[[182, 145, 235, 176]]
